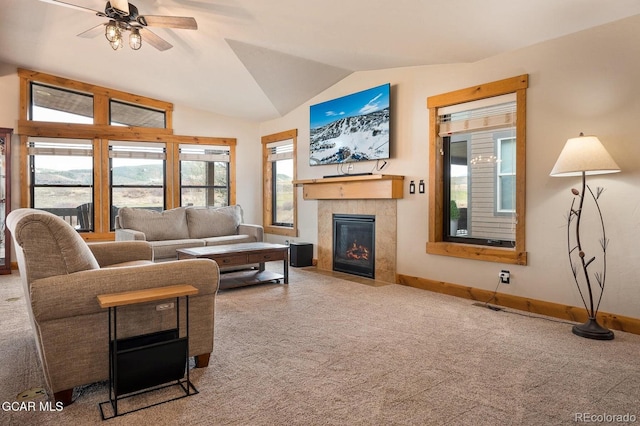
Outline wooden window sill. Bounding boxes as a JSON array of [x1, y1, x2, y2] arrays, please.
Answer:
[[265, 225, 297, 238], [426, 242, 527, 265]]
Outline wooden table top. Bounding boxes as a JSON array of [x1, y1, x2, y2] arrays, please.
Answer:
[[97, 284, 198, 308], [177, 242, 289, 257]]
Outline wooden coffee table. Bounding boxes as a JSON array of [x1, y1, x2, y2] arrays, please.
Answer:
[[176, 242, 289, 289]]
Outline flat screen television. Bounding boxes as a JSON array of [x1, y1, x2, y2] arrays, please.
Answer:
[[309, 83, 390, 166]]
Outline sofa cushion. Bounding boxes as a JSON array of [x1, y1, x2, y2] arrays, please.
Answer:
[[118, 207, 189, 241], [186, 206, 243, 239]]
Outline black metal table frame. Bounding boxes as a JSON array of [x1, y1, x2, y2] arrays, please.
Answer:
[[98, 294, 198, 420]]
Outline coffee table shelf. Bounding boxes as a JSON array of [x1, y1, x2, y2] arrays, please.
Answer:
[[215, 270, 285, 289]]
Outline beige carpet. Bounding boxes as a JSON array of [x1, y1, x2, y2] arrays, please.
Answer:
[[1, 267, 640, 425]]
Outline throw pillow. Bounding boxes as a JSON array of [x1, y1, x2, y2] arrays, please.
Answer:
[[118, 207, 190, 241], [186, 205, 243, 238]]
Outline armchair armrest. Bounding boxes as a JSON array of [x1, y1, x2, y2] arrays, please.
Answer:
[[238, 223, 264, 242], [88, 241, 153, 267], [30, 259, 219, 322], [115, 228, 147, 241]]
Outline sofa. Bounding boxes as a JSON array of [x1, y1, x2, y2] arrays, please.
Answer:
[[115, 205, 264, 261], [6, 208, 220, 406]]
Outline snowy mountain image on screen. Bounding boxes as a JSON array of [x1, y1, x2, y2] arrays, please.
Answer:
[[309, 84, 390, 165]]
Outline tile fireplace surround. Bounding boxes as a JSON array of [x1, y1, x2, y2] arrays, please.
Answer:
[[317, 199, 397, 283]]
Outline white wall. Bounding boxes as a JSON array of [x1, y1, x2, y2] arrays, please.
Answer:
[[260, 14, 640, 318], [0, 64, 22, 213], [0, 64, 19, 128]]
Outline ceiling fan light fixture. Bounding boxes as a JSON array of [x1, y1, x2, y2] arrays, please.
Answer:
[[110, 33, 123, 50], [129, 28, 142, 50], [49, 0, 195, 52], [105, 20, 119, 42]]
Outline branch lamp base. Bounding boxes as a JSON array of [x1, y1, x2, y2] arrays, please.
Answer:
[[572, 318, 614, 340]]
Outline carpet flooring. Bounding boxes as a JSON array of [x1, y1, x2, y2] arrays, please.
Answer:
[[1, 267, 639, 425]]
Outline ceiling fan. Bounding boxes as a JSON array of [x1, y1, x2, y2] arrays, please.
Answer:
[[39, 0, 198, 51]]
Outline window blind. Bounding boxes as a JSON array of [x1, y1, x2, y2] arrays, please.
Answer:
[[28, 138, 93, 156], [267, 139, 294, 162], [179, 144, 230, 162], [438, 93, 516, 137], [109, 141, 166, 159]]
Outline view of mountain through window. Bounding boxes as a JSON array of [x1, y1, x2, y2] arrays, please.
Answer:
[[273, 158, 293, 226], [29, 139, 94, 230]]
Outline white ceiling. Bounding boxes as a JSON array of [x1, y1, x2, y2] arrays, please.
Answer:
[[2, 0, 640, 121]]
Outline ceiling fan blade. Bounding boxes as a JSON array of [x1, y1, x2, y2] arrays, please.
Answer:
[[38, 0, 103, 15], [140, 15, 198, 30], [77, 23, 106, 38], [139, 27, 173, 51], [110, 0, 130, 16]]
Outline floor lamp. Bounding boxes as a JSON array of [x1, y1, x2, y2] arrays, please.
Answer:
[[550, 133, 620, 340]]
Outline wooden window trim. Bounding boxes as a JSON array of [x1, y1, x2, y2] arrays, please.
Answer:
[[18, 68, 173, 127], [426, 75, 528, 265], [18, 69, 236, 240], [262, 129, 298, 238]]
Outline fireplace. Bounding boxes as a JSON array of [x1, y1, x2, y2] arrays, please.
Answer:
[[333, 214, 375, 279]]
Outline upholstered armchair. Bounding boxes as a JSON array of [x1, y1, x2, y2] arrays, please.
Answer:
[[6, 209, 220, 406]]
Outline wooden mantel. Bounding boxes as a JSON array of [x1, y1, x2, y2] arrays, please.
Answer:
[[294, 174, 404, 200]]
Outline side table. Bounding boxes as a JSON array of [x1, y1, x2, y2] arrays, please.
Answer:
[[97, 284, 199, 419]]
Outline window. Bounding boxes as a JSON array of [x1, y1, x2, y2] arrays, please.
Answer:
[[441, 97, 517, 246], [110, 100, 166, 128], [28, 138, 94, 231], [272, 157, 294, 226], [262, 129, 298, 237], [179, 144, 230, 207], [20, 68, 173, 129], [30, 83, 93, 124], [19, 69, 235, 237], [110, 142, 166, 227], [497, 137, 516, 213], [427, 75, 528, 265]]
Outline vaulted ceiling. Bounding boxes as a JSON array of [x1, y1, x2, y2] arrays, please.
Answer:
[[2, 0, 640, 121]]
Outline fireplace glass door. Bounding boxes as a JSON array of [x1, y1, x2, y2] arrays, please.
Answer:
[[332, 214, 375, 278]]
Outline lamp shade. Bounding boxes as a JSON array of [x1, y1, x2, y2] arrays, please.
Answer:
[[550, 134, 620, 177]]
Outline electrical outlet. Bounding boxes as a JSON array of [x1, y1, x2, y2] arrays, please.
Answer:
[[499, 270, 510, 284]]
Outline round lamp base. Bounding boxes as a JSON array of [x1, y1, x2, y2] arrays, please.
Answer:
[[572, 318, 614, 340]]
